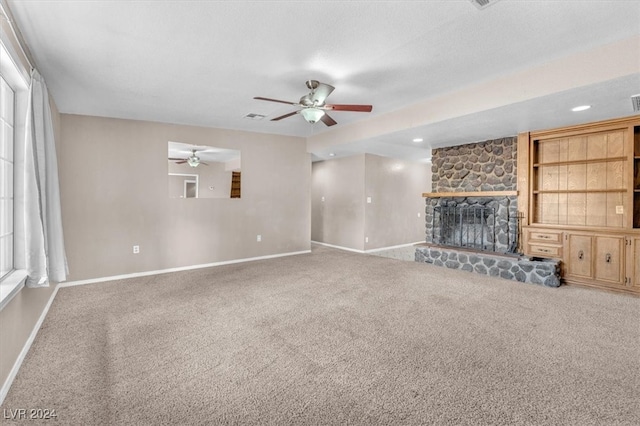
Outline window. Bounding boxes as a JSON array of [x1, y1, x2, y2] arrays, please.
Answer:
[[0, 75, 14, 281], [0, 37, 29, 309]]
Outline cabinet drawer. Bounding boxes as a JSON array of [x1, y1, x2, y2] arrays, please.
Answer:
[[528, 244, 562, 258], [527, 230, 562, 243]]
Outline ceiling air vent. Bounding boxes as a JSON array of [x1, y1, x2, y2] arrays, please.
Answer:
[[632, 94, 640, 112], [469, 0, 502, 10], [244, 113, 266, 120]]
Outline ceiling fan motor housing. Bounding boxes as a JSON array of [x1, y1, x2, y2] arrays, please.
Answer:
[[299, 94, 315, 107], [305, 80, 320, 91]]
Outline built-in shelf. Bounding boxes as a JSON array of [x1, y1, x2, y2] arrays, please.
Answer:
[[533, 156, 627, 167], [523, 117, 640, 294], [422, 191, 517, 198]]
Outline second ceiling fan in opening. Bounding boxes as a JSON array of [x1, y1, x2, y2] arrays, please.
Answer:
[[254, 80, 372, 127]]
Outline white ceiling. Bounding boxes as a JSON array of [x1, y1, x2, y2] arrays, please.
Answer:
[[6, 0, 640, 162]]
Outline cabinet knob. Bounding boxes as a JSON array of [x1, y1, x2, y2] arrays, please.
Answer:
[[578, 250, 584, 260]]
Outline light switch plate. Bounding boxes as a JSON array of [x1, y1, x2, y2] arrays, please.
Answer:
[[616, 205, 624, 214]]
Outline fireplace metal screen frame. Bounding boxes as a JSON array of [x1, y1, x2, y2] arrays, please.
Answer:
[[432, 204, 497, 252]]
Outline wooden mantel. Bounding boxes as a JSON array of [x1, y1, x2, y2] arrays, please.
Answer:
[[422, 191, 518, 198]]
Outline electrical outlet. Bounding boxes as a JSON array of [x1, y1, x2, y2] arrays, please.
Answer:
[[133, 245, 140, 254], [616, 205, 624, 214], [257, 235, 262, 242], [321, 196, 325, 202], [365, 237, 369, 243], [417, 212, 421, 218], [366, 197, 372, 204]]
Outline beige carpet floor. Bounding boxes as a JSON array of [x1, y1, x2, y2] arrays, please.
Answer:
[[2, 245, 639, 425]]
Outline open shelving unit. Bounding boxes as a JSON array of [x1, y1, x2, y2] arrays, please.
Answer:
[[634, 126, 640, 228], [519, 115, 640, 294], [530, 128, 627, 228]]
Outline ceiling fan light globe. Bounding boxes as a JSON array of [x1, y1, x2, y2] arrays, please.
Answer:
[[187, 156, 200, 167], [301, 108, 325, 124]]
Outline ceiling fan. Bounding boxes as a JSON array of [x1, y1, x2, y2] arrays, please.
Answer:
[[254, 80, 373, 126], [169, 149, 209, 168]]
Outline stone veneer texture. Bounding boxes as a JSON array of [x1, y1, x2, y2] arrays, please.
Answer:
[[415, 246, 561, 287], [431, 137, 517, 192]]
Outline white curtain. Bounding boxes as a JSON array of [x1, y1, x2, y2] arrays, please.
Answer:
[[14, 69, 67, 287]]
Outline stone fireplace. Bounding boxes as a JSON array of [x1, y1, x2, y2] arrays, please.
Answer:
[[415, 137, 560, 287], [425, 137, 519, 252]]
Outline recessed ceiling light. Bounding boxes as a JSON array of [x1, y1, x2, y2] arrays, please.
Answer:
[[412, 138, 423, 143], [571, 105, 591, 112], [329, 152, 335, 157]]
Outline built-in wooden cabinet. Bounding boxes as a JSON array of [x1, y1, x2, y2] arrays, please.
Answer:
[[564, 233, 593, 281], [626, 236, 640, 289], [520, 115, 640, 294], [564, 232, 626, 290], [523, 227, 563, 259]]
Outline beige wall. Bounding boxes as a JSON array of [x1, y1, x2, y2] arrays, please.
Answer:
[[364, 154, 431, 250], [311, 154, 365, 251], [311, 153, 431, 251], [59, 114, 311, 281]]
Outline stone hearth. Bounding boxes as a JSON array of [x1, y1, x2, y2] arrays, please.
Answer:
[[415, 245, 561, 287]]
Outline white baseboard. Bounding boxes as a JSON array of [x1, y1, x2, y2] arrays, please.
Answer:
[[0, 249, 311, 405], [311, 241, 365, 253], [312, 240, 424, 254], [60, 249, 311, 288], [0, 284, 60, 406], [365, 241, 424, 253]]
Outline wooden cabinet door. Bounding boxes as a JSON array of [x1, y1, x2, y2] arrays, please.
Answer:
[[593, 236, 625, 285], [565, 234, 593, 279], [627, 237, 640, 289]]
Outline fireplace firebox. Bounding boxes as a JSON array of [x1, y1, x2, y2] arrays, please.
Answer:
[[433, 205, 495, 252]]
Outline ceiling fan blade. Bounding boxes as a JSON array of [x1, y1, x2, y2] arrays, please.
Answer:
[[326, 104, 373, 112], [271, 111, 299, 121], [168, 157, 186, 161], [254, 96, 296, 105], [175, 160, 188, 164], [320, 113, 337, 127], [199, 162, 209, 166]]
